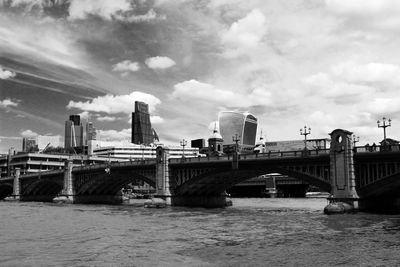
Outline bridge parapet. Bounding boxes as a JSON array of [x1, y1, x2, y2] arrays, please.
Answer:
[[169, 149, 330, 164]]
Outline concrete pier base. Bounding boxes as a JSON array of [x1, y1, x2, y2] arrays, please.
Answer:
[[324, 198, 359, 214], [20, 195, 57, 202], [171, 195, 231, 208]]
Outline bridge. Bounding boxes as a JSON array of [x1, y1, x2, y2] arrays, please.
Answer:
[[1, 129, 400, 211]]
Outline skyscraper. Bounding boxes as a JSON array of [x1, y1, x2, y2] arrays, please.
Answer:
[[65, 115, 84, 149], [218, 111, 258, 146], [131, 101, 154, 145], [86, 122, 97, 145]]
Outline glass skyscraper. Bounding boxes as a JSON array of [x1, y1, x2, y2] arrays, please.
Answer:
[[218, 111, 258, 146], [64, 115, 84, 149], [131, 101, 154, 145]]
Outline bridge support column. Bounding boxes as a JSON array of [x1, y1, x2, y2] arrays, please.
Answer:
[[12, 168, 20, 200], [61, 160, 75, 204], [154, 146, 172, 205], [325, 129, 359, 214]]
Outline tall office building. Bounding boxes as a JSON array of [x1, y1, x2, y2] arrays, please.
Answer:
[[86, 122, 97, 145], [131, 101, 154, 145], [22, 137, 37, 152], [218, 111, 258, 146], [65, 115, 84, 149]]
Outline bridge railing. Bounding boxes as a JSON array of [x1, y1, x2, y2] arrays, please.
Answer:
[[169, 149, 330, 164], [74, 159, 157, 172], [354, 144, 400, 153]]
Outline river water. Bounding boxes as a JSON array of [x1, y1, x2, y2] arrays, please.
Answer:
[[1, 198, 400, 267]]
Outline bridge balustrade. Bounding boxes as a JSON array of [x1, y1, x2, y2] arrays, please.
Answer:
[[354, 144, 400, 153]]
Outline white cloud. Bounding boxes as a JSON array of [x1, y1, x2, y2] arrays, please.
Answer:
[[221, 8, 267, 57], [112, 60, 140, 73], [0, 66, 16, 79], [171, 79, 272, 108], [0, 98, 19, 108], [68, 0, 163, 22], [67, 91, 161, 114], [367, 98, 400, 114], [78, 111, 90, 120], [331, 61, 400, 85], [150, 115, 164, 124], [20, 129, 38, 137], [97, 116, 117, 122], [97, 128, 131, 141], [326, 0, 400, 15], [69, 0, 132, 20], [145, 56, 176, 69]]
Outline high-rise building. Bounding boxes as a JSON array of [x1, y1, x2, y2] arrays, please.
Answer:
[[131, 101, 154, 145], [65, 115, 84, 149], [86, 122, 97, 145], [22, 137, 37, 152], [218, 111, 258, 146], [23, 135, 61, 152]]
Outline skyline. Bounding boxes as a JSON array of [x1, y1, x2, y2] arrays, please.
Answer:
[[1, 0, 400, 153]]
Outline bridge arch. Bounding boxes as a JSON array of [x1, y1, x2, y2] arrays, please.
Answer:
[[23, 179, 64, 199], [0, 183, 13, 200], [75, 169, 156, 196], [174, 166, 331, 196]]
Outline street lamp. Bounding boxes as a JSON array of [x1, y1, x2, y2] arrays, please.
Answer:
[[232, 134, 241, 153], [180, 139, 187, 158], [300, 126, 311, 149], [352, 135, 360, 147], [377, 117, 391, 143], [353, 135, 360, 147]]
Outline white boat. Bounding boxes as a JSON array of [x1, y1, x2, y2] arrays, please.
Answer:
[[305, 192, 330, 198]]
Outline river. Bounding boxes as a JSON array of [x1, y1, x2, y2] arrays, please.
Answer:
[[1, 198, 400, 266]]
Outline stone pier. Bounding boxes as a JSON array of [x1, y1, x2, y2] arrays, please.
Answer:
[[325, 129, 359, 214]]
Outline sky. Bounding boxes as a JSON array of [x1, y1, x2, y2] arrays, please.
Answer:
[[1, 0, 400, 153]]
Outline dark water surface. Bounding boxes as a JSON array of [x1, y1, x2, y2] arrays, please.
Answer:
[[1, 198, 400, 266]]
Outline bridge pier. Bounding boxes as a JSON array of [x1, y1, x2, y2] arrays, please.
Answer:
[[61, 160, 75, 204], [153, 146, 172, 205], [13, 168, 20, 200], [325, 129, 359, 214]]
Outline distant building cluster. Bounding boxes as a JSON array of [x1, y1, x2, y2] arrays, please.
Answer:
[[1, 99, 332, 178]]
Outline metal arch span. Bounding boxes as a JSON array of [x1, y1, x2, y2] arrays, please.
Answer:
[[74, 169, 156, 196], [173, 165, 331, 197], [22, 179, 64, 198]]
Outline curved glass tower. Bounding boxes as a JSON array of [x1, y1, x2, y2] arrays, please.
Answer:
[[218, 111, 258, 146]]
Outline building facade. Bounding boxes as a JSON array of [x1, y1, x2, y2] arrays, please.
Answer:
[[218, 111, 258, 149], [92, 144, 199, 160], [86, 122, 97, 145], [65, 115, 84, 149], [131, 101, 154, 145], [264, 138, 330, 152]]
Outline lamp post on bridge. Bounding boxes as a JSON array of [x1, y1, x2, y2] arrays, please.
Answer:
[[232, 134, 241, 153], [377, 117, 391, 144], [300, 126, 311, 150], [352, 135, 359, 147], [180, 139, 187, 158]]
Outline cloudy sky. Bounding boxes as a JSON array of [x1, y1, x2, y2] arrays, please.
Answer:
[[1, 0, 400, 153]]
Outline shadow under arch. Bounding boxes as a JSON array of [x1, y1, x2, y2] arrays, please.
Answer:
[[174, 166, 331, 196], [0, 183, 13, 200], [76, 169, 156, 196], [22, 179, 64, 201]]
